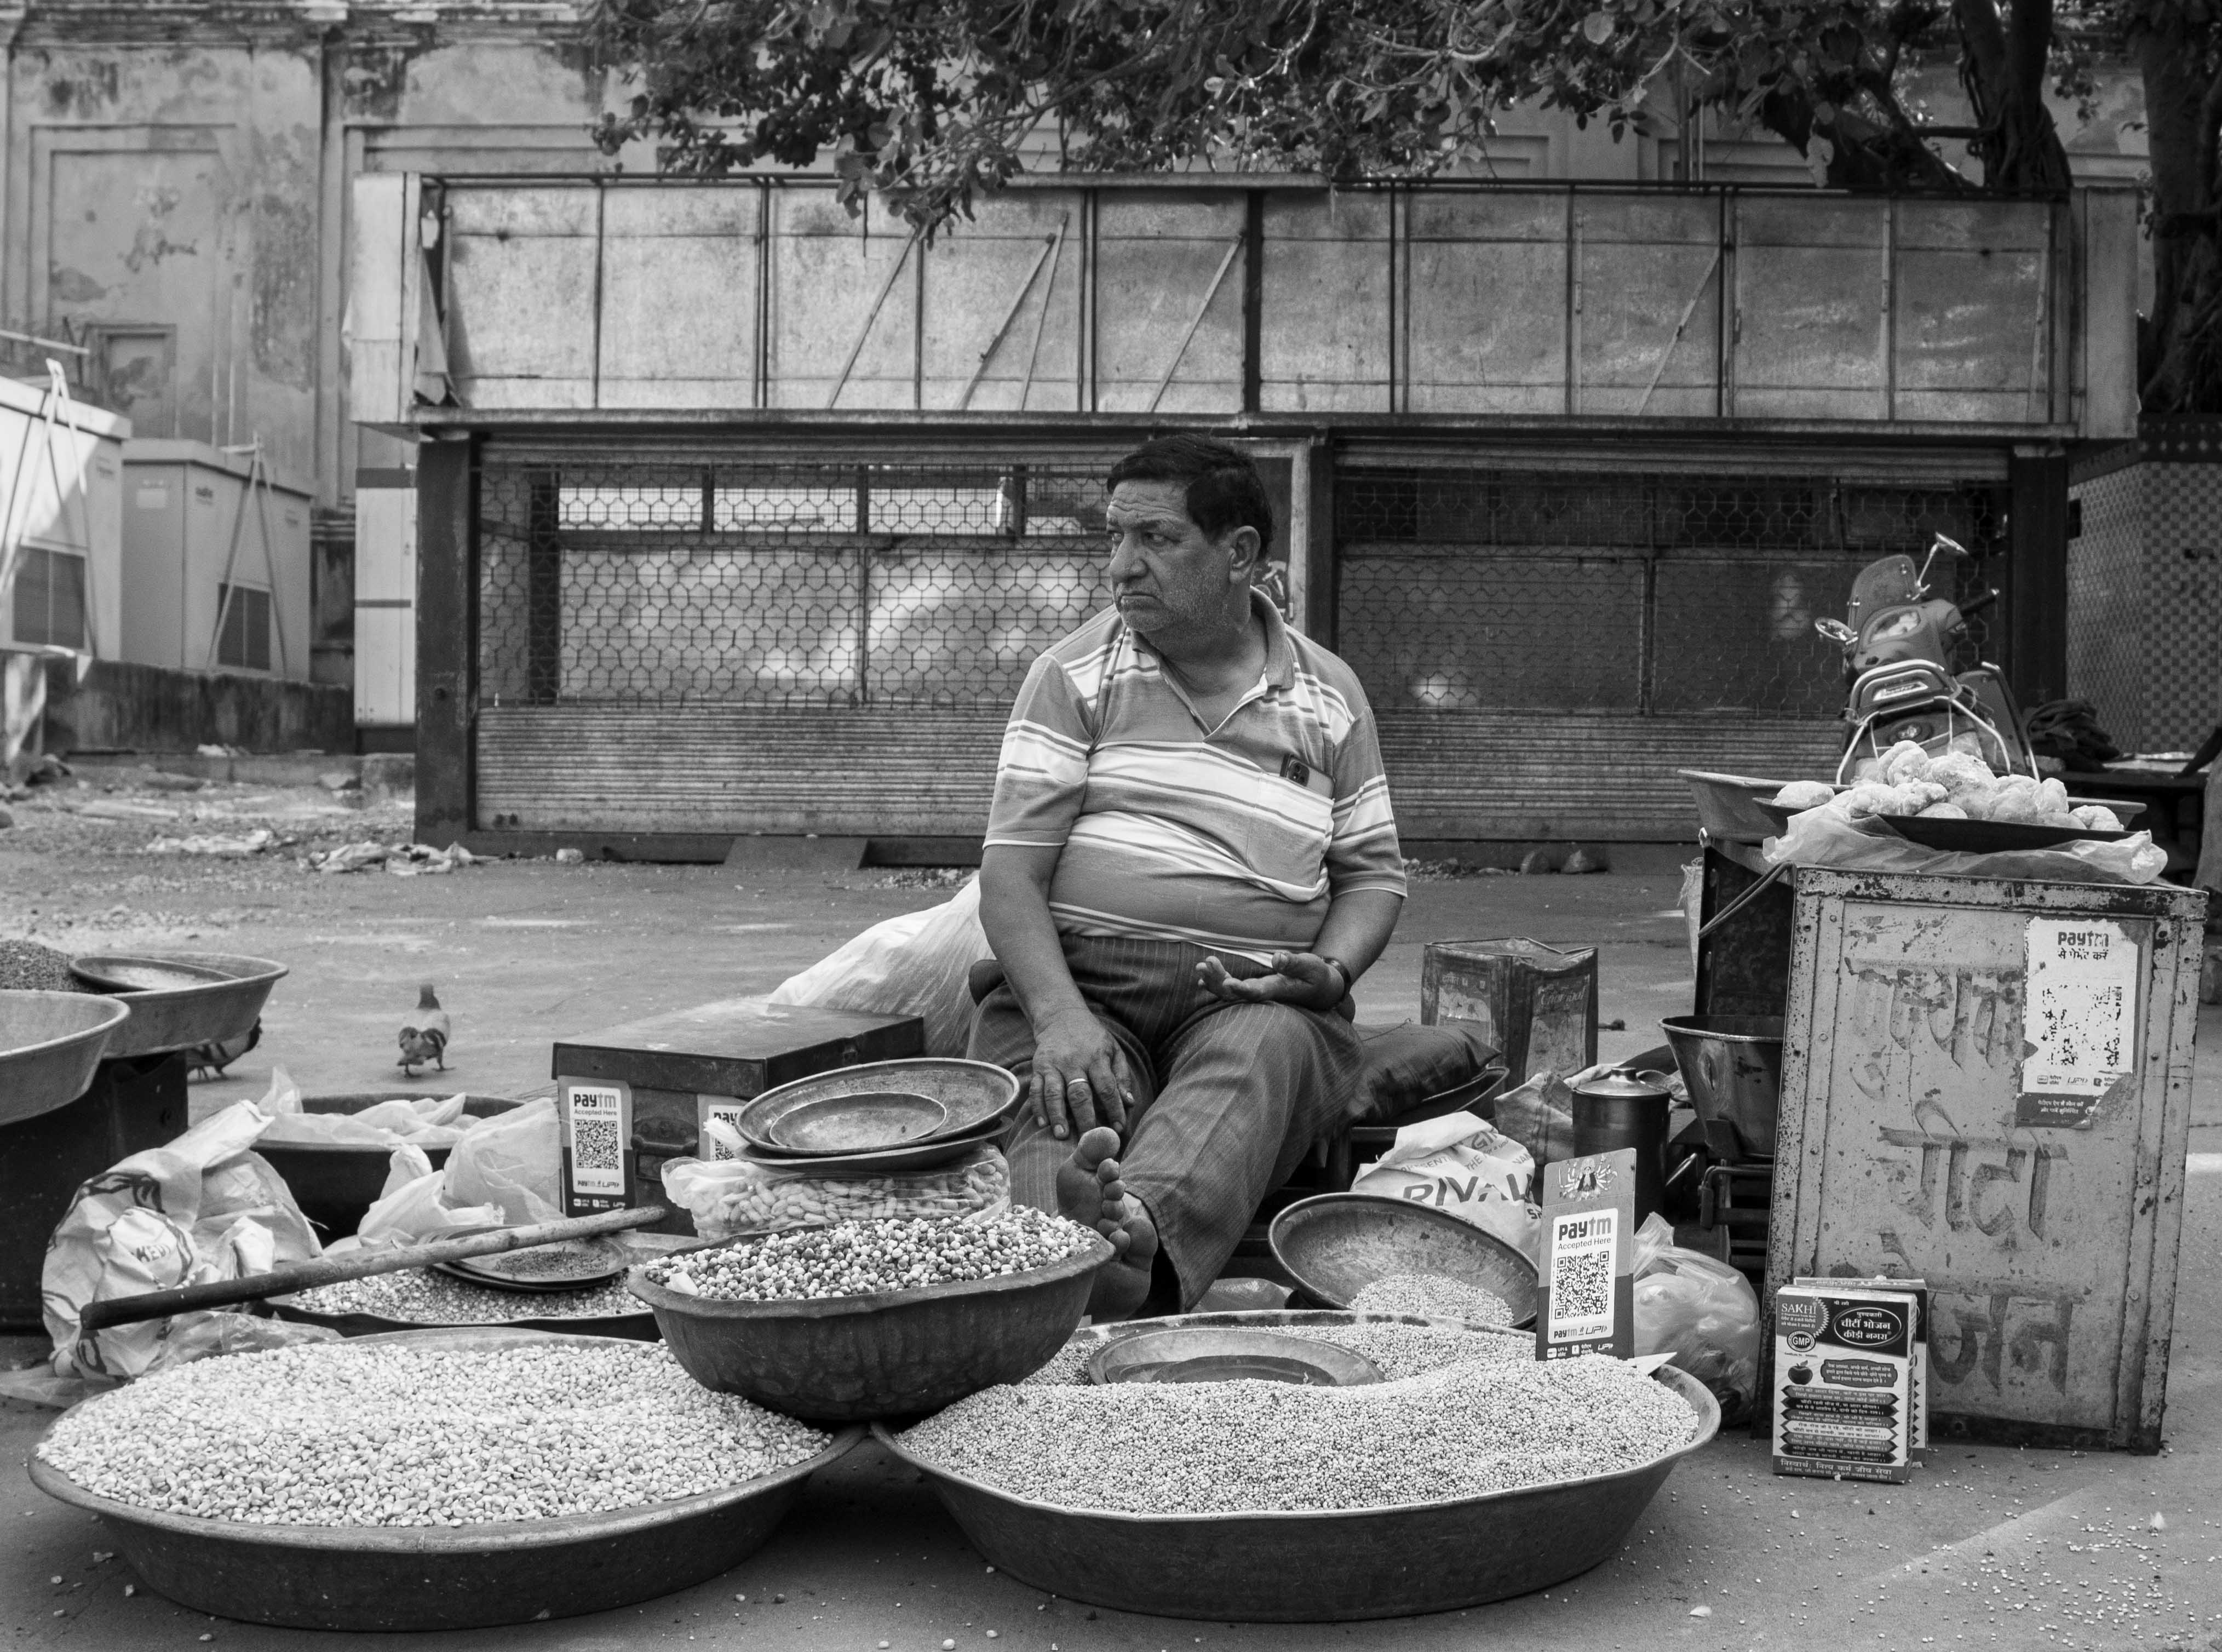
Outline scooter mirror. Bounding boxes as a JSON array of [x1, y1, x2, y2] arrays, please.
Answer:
[[1815, 618, 1857, 645]]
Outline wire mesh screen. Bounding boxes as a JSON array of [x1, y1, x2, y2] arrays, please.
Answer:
[[1336, 469, 2000, 717], [478, 458, 1115, 708]]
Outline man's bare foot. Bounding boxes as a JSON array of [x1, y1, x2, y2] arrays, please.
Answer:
[[1056, 1126, 1158, 1320]]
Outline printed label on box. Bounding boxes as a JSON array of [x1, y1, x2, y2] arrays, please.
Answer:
[[2018, 918, 2138, 1126], [1773, 1283, 1915, 1483], [697, 1094, 747, 1161], [559, 1079, 631, 1212], [1535, 1148, 1635, 1361]]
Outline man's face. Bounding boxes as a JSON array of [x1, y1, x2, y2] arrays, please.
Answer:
[[1105, 478, 1247, 639]]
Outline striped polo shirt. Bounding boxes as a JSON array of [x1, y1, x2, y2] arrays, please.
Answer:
[[984, 594, 1406, 961]]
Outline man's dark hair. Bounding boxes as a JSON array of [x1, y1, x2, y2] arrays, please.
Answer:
[[1106, 434, 1273, 550]]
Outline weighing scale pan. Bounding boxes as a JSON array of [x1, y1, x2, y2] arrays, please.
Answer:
[[0, 991, 131, 1127], [1267, 1194, 1538, 1327], [736, 1059, 1021, 1157], [29, 1327, 859, 1631], [763, 1090, 948, 1156], [441, 1232, 631, 1292], [733, 1112, 1007, 1174]]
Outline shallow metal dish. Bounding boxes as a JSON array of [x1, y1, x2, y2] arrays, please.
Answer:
[[1677, 770, 1797, 845], [267, 1294, 660, 1341], [874, 1310, 1718, 1622], [764, 1089, 947, 1155], [28, 1327, 860, 1631], [445, 1232, 631, 1292], [0, 990, 131, 1127], [736, 1059, 1021, 1157], [1876, 813, 2131, 852], [71, 951, 286, 1060], [728, 1112, 1007, 1175], [1086, 1324, 1382, 1387], [630, 1228, 1113, 1422], [1268, 1194, 1538, 1328]]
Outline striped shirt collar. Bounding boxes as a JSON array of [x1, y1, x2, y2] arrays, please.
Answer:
[[1124, 589, 1297, 696]]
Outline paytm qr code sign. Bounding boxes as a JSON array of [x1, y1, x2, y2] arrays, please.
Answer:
[[560, 1079, 633, 1211], [1536, 1147, 1635, 1360]]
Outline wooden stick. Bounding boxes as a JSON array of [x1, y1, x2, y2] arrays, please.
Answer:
[[77, 1207, 665, 1333]]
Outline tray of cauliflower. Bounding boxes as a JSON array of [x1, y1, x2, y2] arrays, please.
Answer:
[[1765, 742, 2133, 852]]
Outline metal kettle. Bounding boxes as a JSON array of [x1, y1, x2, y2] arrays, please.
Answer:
[[1569, 1065, 1675, 1227]]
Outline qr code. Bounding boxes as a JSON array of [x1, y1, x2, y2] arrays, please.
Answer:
[[572, 1117, 623, 1171], [1552, 1248, 1611, 1320]]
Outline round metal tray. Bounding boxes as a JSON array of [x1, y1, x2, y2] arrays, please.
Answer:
[[71, 951, 286, 1060], [0, 990, 132, 1127], [1086, 1324, 1382, 1387], [736, 1059, 1021, 1157], [28, 1327, 859, 1630], [267, 1295, 661, 1341], [875, 1310, 1718, 1622]]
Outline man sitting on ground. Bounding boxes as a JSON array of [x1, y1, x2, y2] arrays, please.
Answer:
[[971, 434, 1406, 1319]]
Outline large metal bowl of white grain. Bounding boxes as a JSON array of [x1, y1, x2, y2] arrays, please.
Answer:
[[631, 1227, 1116, 1422], [872, 1308, 1720, 1621], [26, 1328, 863, 1631]]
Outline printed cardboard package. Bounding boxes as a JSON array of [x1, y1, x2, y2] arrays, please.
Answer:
[[1792, 1275, 1930, 1454], [1771, 1282, 1918, 1483]]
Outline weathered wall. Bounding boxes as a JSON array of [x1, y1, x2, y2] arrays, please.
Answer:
[[41, 653, 352, 752], [1, 3, 621, 512]]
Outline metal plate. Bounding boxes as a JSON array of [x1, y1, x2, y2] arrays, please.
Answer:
[[30, 1328, 860, 1631], [1267, 1194, 1538, 1327], [70, 955, 236, 992], [733, 1114, 1007, 1175], [1086, 1326, 1383, 1388], [1875, 814, 2130, 853], [444, 1234, 630, 1292], [765, 1091, 948, 1156], [0, 991, 132, 1127], [735, 1059, 1021, 1157]]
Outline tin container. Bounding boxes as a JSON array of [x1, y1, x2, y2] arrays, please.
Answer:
[[1569, 1068, 1673, 1228], [1420, 938, 1597, 1081]]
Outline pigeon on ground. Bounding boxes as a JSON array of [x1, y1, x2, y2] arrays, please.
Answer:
[[398, 984, 450, 1075]]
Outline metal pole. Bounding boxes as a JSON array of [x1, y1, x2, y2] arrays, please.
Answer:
[[1146, 234, 1243, 415], [827, 226, 924, 409]]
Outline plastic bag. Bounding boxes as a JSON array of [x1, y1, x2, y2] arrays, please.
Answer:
[[442, 1097, 562, 1227], [663, 1140, 1009, 1241], [1631, 1212, 1761, 1413], [41, 1099, 322, 1381], [766, 877, 990, 1057], [348, 1153, 503, 1253], [1490, 1070, 1577, 1180], [1352, 1112, 1541, 1260], [1764, 808, 2167, 885], [254, 1068, 477, 1149]]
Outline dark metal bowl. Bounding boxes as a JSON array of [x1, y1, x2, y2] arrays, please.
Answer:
[[735, 1058, 1021, 1156], [874, 1340, 1719, 1621], [1268, 1193, 1539, 1328], [28, 1328, 860, 1631], [72, 952, 286, 1060], [0, 990, 131, 1127], [629, 1229, 1114, 1422], [256, 1094, 522, 1240]]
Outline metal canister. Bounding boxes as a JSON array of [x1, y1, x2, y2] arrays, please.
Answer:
[[1569, 1067, 1674, 1228]]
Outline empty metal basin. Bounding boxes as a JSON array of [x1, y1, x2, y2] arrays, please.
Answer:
[[0, 991, 132, 1127], [73, 953, 286, 1060]]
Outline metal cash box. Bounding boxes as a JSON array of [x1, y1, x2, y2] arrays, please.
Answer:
[[1766, 868, 2206, 1452], [552, 999, 925, 1231]]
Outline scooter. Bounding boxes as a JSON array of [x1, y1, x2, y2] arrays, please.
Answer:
[[1814, 534, 2037, 784]]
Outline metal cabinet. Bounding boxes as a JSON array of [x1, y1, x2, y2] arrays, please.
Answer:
[[1768, 868, 2207, 1451]]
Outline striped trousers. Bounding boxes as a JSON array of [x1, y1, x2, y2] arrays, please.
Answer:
[[968, 933, 1362, 1310]]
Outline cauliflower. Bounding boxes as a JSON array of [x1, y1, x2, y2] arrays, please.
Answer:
[[2036, 777, 2071, 816], [1916, 802, 1970, 819], [1841, 781, 1942, 820], [1773, 780, 1836, 812], [1879, 741, 1932, 787], [2071, 804, 2124, 832], [1924, 750, 1996, 801], [1985, 777, 2049, 824]]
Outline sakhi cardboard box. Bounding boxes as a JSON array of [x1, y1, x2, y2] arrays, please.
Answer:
[[1771, 1282, 1917, 1483]]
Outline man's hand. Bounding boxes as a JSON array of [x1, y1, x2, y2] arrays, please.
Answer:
[[1029, 1007, 1135, 1142], [1195, 951, 1347, 1012]]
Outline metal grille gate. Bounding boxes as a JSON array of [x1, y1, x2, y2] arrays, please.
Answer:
[[469, 445, 2005, 842], [1334, 467, 2003, 840], [472, 450, 1127, 835]]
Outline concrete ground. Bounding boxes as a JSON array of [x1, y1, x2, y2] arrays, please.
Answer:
[[3, 766, 2221, 1650]]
